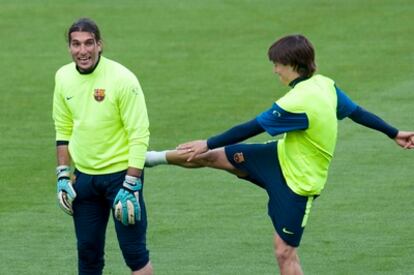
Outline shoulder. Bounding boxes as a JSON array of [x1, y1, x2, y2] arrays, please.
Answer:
[[277, 74, 336, 111], [300, 74, 335, 88], [54, 62, 78, 90], [102, 57, 142, 97], [55, 62, 76, 80], [294, 74, 336, 97], [102, 57, 138, 82]]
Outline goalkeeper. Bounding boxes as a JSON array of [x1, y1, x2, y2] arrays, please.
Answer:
[[53, 18, 152, 275], [145, 34, 414, 274]]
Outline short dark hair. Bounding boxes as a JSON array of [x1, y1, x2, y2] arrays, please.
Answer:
[[67, 18, 102, 45], [268, 34, 316, 77]]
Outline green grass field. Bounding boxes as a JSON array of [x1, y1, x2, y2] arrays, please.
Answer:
[[0, 0, 413, 274]]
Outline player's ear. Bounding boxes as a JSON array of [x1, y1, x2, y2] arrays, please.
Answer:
[[97, 40, 103, 53]]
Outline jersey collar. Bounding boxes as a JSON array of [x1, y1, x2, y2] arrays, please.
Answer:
[[289, 76, 309, 88], [76, 55, 101, 75]]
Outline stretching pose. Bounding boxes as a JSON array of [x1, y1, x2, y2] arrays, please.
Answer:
[[145, 34, 414, 274]]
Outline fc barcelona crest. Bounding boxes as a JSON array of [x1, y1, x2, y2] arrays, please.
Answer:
[[233, 152, 245, 163], [94, 88, 106, 102]]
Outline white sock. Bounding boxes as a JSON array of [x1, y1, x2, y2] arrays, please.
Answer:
[[145, 150, 169, 167]]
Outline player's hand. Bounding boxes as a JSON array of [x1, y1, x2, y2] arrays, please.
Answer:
[[394, 131, 414, 149], [56, 165, 77, 216], [113, 175, 142, 226], [176, 140, 208, 161]]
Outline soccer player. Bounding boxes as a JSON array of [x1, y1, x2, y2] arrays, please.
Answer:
[[53, 18, 152, 275], [145, 34, 414, 274]]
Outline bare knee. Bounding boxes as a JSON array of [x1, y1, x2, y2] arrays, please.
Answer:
[[132, 261, 153, 275], [275, 243, 296, 264], [274, 234, 302, 275]]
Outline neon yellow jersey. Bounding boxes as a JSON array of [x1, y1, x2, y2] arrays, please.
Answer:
[[276, 75, 337, 195], [53, 56, 150, 174]]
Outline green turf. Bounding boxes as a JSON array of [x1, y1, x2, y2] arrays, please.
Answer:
[[0, 0, 413, 274]]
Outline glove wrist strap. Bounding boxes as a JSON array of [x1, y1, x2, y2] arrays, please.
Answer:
[[123, 175, 142, 192], [56, 165, 70, 179]]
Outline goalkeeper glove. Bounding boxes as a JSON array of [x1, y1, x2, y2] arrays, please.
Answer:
[[113, 175, 142, 226], [56, 165, 77, 215]]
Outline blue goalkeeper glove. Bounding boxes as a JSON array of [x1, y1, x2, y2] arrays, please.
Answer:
[[113, 175, 142, 226], [56, 165, 77, 216]]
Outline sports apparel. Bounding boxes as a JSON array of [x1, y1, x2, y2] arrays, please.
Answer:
[[57, 178, 77, 215], [207, 119, 265, 149], [206, 84, 357, 150], [349, 106, 398, 138], [56, 165, 76, 215], [205, 74, 399, 247], [113, 175, 142, 226], [53, 56, 150, 174], [207, 84, 397, 153], [53, 55, 150, 274], [72, 170, 149, 273], [273, 75, 338, 195], [225, 141, 314, 247], [145, 150, 169, 167]]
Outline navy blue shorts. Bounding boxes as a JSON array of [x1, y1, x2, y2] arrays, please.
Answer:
[[72, 169, 149, 274], [225, 141, 315, 247]]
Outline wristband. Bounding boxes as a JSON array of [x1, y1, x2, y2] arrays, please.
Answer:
[[56, 165, 70, 179]]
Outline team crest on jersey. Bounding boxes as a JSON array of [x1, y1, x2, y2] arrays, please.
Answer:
[[94, 89, 106, 102], [233, 152, 245, 163]]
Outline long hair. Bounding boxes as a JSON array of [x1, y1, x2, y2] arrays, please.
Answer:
[[268, 34, 316, 77], [67, 18, 102, 53]]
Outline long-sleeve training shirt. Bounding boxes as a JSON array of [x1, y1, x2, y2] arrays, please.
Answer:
[[53, 56, 150, 174]]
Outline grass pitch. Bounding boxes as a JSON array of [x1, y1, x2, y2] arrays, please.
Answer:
[[0, 0, 413, 274]]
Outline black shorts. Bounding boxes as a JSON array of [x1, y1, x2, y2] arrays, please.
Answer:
[[225, 141, 316, 247]]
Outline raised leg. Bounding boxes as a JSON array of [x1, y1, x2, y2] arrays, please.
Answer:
[[146, 148, 247, 177]]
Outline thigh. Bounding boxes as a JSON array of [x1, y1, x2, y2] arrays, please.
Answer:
[[73, 199, 111, 243], [224, 141, 315, 247], [268, 182, 315, 247], [114, 199, 149, 271], [224, 141, 280, 189], [72, 171, 111, 265], [72, 171, 111, 239], [103, 171, 150, 270]]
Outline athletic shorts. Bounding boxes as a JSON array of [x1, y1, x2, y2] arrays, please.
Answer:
[[224, 141, 316, 247]]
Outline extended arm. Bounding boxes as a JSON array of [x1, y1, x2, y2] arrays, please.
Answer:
[[336, 85, 414, 148], [178, 103, 308, 160], [348, 106, 398, 138], [177, 119, 264, 161], [207, 118, 265, 149], [349, 107, 414, 148], [207, 102, 309, 150]]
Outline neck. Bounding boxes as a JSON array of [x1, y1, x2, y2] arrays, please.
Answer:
[[76, 55, 101, 75], [289, 75, 309, 88]]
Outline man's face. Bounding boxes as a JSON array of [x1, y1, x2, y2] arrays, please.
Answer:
[[69, 31, 102, 72], [273, 62, 299, 86]]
